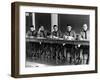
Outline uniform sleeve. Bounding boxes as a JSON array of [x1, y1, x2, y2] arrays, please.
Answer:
[[44, 31, 48, 37], [64, 32, 69, 37], [80, 32, 84, 39], [33, 31, 37, 37], [52, 31, 54, 36], [59, 31, 63, 38], [26, 31, 31, 36], [46, 31, 51, 36], [72, 31, 76, 39], [87, 31, 90, 41]]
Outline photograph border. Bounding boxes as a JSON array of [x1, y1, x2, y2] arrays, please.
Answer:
[[11, 2, 98, 78]]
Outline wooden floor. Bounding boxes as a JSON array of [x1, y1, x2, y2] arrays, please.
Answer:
[[25, 58, 54, 67]]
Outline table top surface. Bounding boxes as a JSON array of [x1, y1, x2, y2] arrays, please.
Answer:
[[26, 37, 89, 46]]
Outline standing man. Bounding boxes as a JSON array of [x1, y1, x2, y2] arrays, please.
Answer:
[[79, 24, 90, 64]]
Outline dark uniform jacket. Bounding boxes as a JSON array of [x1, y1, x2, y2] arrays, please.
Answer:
[[64, 30, 76, 39], [52, 30, 63, 38], [80, 30, 89, 40], [37, 30, 47, 38], [26, 30, 37, 37]]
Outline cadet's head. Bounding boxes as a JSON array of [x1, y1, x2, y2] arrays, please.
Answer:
[[39, 25, 44, 31], [53, 25, 58, 31], [67, 25, 72, 32], [82, 24, 88, 31], [30, 25, 35, 31]]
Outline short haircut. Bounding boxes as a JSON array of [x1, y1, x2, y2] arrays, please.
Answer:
[[30, 25, 34, 28], [53, 25, 57, 28], [67, 24, 70, 26]]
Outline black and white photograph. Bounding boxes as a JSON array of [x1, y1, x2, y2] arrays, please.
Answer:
[[25, 12, 90, 67], [11, 2, 97, 77]]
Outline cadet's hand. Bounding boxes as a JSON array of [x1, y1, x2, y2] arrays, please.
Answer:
[[67, 36, 74, 40], [52, 36, 59, 39], [30, 36, 34, 38], [64, 35, 68, 39]]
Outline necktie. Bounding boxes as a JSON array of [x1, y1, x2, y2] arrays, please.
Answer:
[[68, 31, 70, 36], [31, 31, 33, 36], [84, 31, 87, 39]]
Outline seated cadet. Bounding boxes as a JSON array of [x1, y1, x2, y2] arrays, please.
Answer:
[[80, 24, 90, 41], [26, 25, 37, 38], [64, 25, 76, 40], [26, 25, 37, 58], [51, 25, 62, 39], [64, 25, 76, 64], [51, 25, 63, 64], [37, 25, 47, 38], [79, 24, 89, 64]]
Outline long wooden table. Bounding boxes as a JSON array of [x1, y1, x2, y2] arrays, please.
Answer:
[[26, 37, 89, 46]]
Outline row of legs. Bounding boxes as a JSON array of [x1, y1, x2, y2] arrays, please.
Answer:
[[26, 42, 89, 65]]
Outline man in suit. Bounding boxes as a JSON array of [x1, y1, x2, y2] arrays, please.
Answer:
[[79, 24, 90, 64]]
